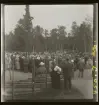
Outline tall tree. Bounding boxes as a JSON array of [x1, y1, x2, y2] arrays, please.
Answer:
[[57, 26, 67, 51], [44, 29, 50, 51], [14, 5, 34, 52], [73, 19, 92, 53], [71, 21, 78, 36], [23, 5, 34, 52], [70, 21, 79, 50], [50, 28, 58, 51], [33, 25, 45, 52]]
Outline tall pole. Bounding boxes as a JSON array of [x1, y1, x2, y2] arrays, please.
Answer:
[[12, 60, 14, 100], [2, 4, 5, 101], [84, 33, 86, 53]]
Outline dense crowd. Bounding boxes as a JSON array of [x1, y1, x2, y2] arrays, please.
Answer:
[[5, 50, 93, 91], [5, 51, 92, 71]]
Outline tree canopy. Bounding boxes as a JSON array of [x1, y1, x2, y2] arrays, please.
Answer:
[[5, 5, 93, 53]]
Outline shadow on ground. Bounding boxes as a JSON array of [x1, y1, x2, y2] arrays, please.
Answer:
[[32, 86, 84, 100], [5, 85, 84, 102]]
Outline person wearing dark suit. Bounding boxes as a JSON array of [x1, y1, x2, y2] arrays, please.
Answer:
[[62, 58, 73, 92], [84, 55, 88, 65]]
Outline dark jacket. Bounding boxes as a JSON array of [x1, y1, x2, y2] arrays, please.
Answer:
[[35, 59, 41, 68], [78, 61, 85, 71], [62, 62, 73, 78]]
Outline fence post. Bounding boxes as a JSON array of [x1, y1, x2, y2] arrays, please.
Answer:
[[12, 62, 14, 100]]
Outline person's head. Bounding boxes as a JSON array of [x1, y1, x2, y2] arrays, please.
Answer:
[[39, 62, 45, 67]]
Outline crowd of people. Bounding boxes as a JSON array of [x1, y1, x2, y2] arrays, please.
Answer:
[[5, 50, 93, 92]]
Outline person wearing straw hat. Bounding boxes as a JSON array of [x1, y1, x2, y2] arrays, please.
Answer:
[[37, 62, 46, 75]]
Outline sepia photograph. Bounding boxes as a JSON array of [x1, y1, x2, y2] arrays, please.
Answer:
[[1, 4, 95, 101]]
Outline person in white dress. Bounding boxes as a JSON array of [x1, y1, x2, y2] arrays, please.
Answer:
[[15, 54, 20, 70]]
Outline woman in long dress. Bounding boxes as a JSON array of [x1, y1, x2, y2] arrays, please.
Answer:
[[15, 55, 20, 71], [50, 61, 61, 89]]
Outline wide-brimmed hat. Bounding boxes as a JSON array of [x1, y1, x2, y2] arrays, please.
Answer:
[[39, 62, 45, 66]]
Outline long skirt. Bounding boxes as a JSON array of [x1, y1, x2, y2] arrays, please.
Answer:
[[51, 71, 61, 89]]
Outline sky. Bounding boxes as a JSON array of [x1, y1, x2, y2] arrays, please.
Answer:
[[5, 5, 93, 34]]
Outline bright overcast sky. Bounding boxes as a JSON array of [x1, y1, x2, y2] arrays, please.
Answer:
[[5, 5, 93, 34]]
